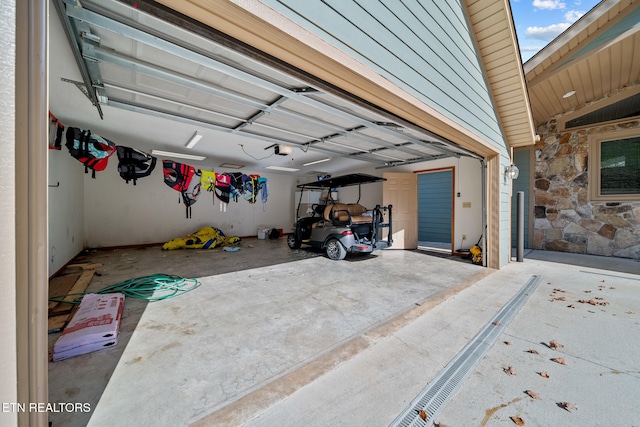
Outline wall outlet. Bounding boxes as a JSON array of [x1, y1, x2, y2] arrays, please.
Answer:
[[462, 234, 467, 240], [462, 202, 471, 208]]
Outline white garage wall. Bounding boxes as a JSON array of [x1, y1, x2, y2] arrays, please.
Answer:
[[48, 148, 85, 275], [81, 158, 296, 248]]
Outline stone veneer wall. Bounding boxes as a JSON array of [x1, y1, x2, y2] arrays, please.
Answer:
[[533, 118, 640, 260]]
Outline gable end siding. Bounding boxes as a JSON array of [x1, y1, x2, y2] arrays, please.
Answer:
[[262, 0, 505, 149]]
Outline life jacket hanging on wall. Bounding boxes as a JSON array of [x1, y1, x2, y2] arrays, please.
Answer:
[[214, 172, 231, 212], [162, 160, 198, 218], [65, 127, 117, 178]]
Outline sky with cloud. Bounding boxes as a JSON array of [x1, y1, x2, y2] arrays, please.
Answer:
[[509, 0, 601, 62]]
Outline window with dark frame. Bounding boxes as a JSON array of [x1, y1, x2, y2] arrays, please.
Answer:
[[600, 137, 640, 195]]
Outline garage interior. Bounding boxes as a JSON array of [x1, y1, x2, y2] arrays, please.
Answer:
[[47, 0, 492, 425], [49, 0, 489, 268]]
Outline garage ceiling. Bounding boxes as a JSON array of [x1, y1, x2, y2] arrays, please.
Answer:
[[52, 0, 480, 177]]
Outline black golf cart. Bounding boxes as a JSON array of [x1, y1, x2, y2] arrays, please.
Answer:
[[287, 173, 393, 260]]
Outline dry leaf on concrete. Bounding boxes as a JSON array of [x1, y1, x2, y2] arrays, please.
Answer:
[[525, 390, 541, 400], [504, 366, 516, 375], [551, 296, 567, 301], [583, 290, 592, 293], [511, 416, 525, 425], [551, 357, 567, 365], [549, 340, 564, 349], [527, 349, 539, 354], [559, 402, 578, 412], [567, 304, 576, 308], [418, 409, 428, 421], [434, 423, 454, 427], [504, 341, 512, 345], [492, 321, 502, 326], [539, 371, 550, 378]]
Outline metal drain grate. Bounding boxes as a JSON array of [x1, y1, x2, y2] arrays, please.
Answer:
[[390, 275, 542, 427]]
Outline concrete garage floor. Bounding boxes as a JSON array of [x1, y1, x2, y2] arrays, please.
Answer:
[[47, 238, 486, 426]]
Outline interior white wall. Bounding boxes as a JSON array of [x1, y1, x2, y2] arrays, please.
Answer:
[[0, 0, 17, 422], [48, 148, 85, 275], [81, 158, 296, 247]]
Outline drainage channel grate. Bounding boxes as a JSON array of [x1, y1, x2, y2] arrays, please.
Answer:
[[389, 274, 542, 427]]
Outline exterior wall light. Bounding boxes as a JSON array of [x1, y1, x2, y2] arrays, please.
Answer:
[[505, 164, 520, 180]]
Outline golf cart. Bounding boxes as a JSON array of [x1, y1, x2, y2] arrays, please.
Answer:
[[287, 173, 393, 260]]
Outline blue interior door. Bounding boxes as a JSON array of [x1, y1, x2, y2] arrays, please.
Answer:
[[418, 170, 452, 244]]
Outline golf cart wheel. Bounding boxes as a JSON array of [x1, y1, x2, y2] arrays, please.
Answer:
[[326, 238, 346, 260], [287, 233, 301, 249]]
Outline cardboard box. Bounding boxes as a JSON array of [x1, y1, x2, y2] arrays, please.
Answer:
[[53, 293, 124, 361]]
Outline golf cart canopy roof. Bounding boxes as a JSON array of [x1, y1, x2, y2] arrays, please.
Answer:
[[297, 173, 386, 190]]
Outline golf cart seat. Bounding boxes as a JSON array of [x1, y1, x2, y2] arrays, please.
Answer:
[[324, 203, 373, 225]]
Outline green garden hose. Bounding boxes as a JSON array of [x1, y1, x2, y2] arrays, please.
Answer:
[[49, 274, 200, 304]]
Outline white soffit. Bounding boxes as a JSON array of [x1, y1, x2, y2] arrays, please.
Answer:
[[523, 0, 640, 125]]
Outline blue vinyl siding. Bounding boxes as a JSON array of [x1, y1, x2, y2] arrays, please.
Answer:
[[418, 170, 452, 243], [262, 0, 504, 147]]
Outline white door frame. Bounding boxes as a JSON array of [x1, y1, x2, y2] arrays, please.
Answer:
[[16, 1, 49, 426]]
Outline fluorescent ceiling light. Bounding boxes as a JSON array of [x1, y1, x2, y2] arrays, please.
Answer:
[[562, 90, 576, 98], [151, 150, 206, 161], [303, 158, 331, 166], [185, 131, 203, 149], [266, 165, 300, 172]]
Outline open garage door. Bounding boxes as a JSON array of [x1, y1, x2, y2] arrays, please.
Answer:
[[51, 0, 479, 175]]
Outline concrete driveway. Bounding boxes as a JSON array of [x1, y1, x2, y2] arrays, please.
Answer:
[[243, 250, 640, 427]]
